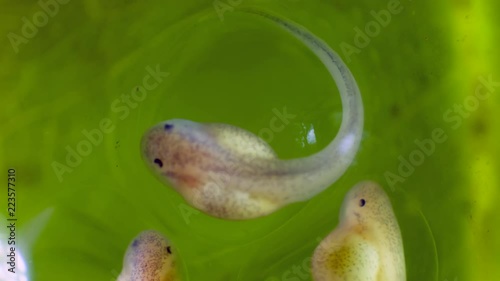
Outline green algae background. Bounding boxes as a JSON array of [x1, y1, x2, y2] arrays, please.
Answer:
[[1, 0, 499, 280]]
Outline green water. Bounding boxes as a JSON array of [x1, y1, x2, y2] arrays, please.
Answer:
[[1, 0, 499, 280]]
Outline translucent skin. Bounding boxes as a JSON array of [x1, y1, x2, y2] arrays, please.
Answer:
[[141, 10, 364, 220], [118, 231, 179, 281], [312, 181, 406, 281]]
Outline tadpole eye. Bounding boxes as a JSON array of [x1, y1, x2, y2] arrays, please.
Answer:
[[166, 246, 172, 254], [132, 239, 139, 247], [154, 158, 163, 168], [359, 199, 366, 207], [164, 124, 174, 130]]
